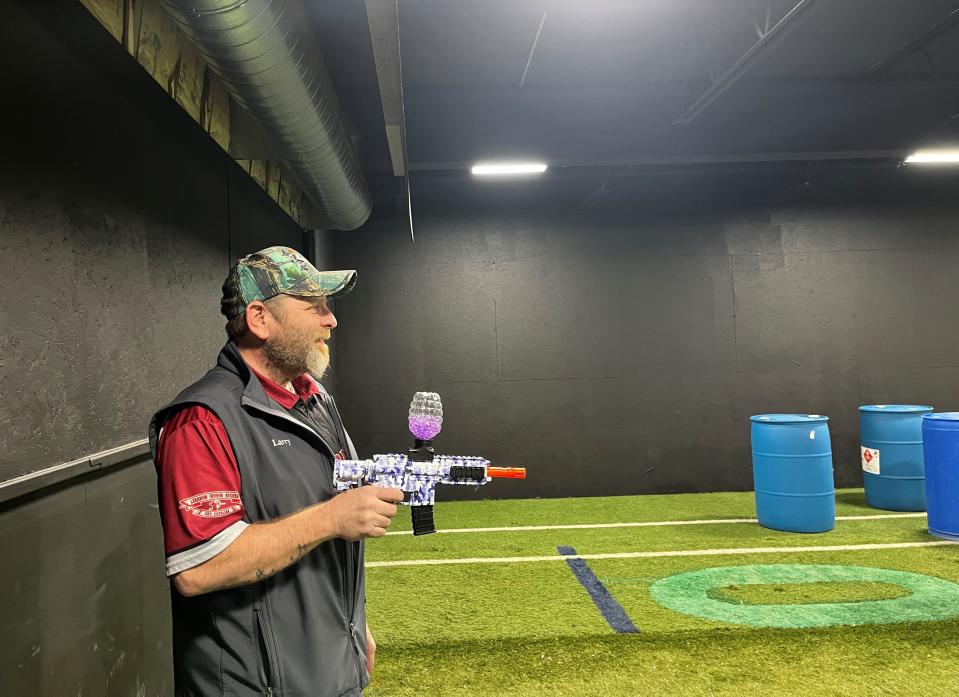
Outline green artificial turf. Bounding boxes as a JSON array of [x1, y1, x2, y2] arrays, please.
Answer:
[[708, 581, 910, 605], [367, 488, 930, 563], [365, 623, 959, 697], [379, 487, 884, 536], [367, 509, 931, 564], [363, 489, 959, 696], [650, 564, 959, 628]]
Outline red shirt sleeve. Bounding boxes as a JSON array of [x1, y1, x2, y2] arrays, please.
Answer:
[[156, 405, 245, 556]]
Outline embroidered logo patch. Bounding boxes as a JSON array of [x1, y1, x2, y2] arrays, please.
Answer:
[[178, 491, 243, 518]]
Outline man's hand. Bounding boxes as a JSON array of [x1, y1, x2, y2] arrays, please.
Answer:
[[172, 486, 403, 596], [324, 486, 404, 540], [365, 623, 376, 675]]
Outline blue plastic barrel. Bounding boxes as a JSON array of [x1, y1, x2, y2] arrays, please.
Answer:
[[751, 414, 835, 533], [922, 413, 959, 541], [859, 405, 933, 512]]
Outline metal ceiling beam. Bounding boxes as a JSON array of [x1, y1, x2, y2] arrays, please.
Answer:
[[401, 75, 959, 97], [366, 0, 408, 177], [520, 9, 548, 87], [674, 0, 820, 125], [867, 6, 959, 78], [408, 149, 905, 172]]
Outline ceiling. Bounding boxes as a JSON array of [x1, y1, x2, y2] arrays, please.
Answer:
[[312, 0, 959, 177]]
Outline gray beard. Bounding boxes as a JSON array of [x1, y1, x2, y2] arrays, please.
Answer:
[[264, 333, 329, 380]]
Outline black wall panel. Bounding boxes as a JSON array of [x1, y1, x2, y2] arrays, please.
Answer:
[[0, 1, 325, 694], [1, 461, 171, 697], [333, 173, 959, 499], [0, 0, 315, 483]]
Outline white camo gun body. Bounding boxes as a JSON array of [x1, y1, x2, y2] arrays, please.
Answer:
[[334, 454, 492, 506]]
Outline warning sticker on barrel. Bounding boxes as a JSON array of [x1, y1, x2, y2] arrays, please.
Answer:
[[861, 446, 880, 475]]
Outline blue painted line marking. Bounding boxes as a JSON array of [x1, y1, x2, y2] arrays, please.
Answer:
[[557, 545, 639, 633]]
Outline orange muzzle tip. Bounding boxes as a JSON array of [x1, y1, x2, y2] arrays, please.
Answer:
[[487, 466, 526, 479]]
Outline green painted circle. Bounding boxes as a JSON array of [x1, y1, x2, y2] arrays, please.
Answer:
[[649, 565, 959, 628]]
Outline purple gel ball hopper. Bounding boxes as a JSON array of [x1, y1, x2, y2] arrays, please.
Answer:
[[409, 392, 443, 440]]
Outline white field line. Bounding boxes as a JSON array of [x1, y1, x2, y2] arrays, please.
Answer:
[[366, 540, 958, 568], [384, 512, 926, 536]]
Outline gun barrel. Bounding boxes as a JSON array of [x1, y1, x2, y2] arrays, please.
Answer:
[[487, 466, 526, 479]]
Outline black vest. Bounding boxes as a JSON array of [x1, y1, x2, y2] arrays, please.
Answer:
[[149, 342, 368, 697]]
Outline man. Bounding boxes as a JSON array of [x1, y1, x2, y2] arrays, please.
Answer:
[[149, 246, 403, 697]]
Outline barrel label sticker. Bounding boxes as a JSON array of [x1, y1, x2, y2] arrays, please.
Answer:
[[861, 446, 880, 474]]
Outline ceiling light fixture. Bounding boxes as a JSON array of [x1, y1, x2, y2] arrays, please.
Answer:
[[471, 162, 548, 176], [904, 149, 959, 164]]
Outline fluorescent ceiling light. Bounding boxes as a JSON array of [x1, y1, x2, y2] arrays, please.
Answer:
[[471, 162, 548, 176], [904, 149, 959, 164]]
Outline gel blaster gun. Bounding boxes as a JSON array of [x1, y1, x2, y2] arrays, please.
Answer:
[[333, 392, 526, 535]]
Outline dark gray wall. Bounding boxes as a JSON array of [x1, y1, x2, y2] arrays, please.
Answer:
[[0, 1, 327, 694], [334, 169, 959, 500], [0, 0, 320, 482], [0, 461, 169, 697]]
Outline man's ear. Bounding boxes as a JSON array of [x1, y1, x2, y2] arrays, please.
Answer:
[[244, 301, 272, 341]]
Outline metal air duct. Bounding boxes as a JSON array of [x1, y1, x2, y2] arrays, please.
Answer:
[[162, 0, 372, 230]]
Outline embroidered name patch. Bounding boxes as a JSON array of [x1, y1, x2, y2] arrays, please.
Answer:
[[178, 491, 243, 518]]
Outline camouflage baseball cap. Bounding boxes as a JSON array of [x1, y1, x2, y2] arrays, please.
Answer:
[[221, 246, 356, 319]]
